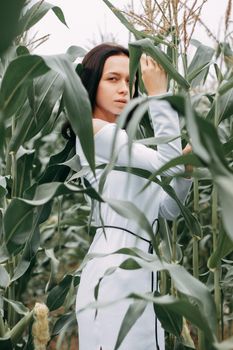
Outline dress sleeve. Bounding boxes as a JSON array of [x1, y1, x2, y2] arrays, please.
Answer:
[[159, 177, 193, 220], [90, 98, 184, 176]]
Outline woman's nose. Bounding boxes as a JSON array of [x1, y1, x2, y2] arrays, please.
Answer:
[[118, 80, 129, 94]]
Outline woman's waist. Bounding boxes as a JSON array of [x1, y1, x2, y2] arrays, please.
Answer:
[[89, 222, 158, 255]]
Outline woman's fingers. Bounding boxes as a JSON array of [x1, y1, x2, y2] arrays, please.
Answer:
[[182, 144, 193, 178], [140, 53, 148, 70], [140, 53, 168, 96], [140, 54, 157, 68], [140, 54, 164, 71], [147, 56, 157, 67], [182, 143, 192, 155]]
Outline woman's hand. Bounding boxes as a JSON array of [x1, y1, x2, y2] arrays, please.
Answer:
[[140, 54, 168, 96], [182, 143, 193, 178]]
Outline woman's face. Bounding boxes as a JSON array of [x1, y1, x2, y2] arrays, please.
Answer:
[[93, 54, 135, 122]]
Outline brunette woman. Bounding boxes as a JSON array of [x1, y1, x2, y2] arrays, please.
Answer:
[[63, 43, 192, 350]]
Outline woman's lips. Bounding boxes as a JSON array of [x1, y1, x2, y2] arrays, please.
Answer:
[[114, 99, 127, 104]]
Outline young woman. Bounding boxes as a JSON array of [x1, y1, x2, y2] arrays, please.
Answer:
[[63, 43, 192, 350]]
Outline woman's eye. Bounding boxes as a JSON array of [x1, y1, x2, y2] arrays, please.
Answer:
[[109, 77, 117, 81]]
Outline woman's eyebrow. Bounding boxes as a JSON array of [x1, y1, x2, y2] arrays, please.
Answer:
[[104, 72, 129, 77], [104, 72, 118, 76]]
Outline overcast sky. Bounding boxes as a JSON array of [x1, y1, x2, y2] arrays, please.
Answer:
[[32, 0, 231, 55]]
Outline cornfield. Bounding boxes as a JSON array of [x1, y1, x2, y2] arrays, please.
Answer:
[[0, 0, 233, 349]]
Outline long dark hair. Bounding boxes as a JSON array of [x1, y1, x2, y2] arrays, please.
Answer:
[[62, 42, 139, 142]]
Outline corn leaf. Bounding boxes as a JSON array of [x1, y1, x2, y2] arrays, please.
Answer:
[[47, 275, 73, 311], [0, 55, 50, 120], [208, 229, 233, 269], [187, 41, 215, 87], [102, 0, 163, 44], [17, 1, 68, 35], [114, 300, 147, 350], [0, 0, 26, 55], [42, 54, 95, 175], [129, 39, 190, 90]]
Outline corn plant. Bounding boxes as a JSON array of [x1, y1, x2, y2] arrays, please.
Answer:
[[0, 1, 94, 348], [96, 1, 233, 349], [0, 0, 233, 350]]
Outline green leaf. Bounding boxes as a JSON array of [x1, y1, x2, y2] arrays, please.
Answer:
[[0, 119, 5, 158], [3, 199, 34, 254], [6, 310, 33, 345], [158, 218, 173, 262], [208, 229, 233, 269], [153, 292, 183, 337], [134, 292, 215, 343], [3, 298, 28, 316], [223, 136, 233, 156], [162, 95, 186, 116], [0, 55, 50, 120], [218, 76, 233, 96], [0, 244, 10, 264], [105, 198, 159, 255], [187, 41, 215, 87], [0, 0, 26, 55], [11, 227, 40, 282], [47, 275, 73, 311], [0, 338, 13, 350], [186, 110, 233, 241], [185, 96, 210, 164], [89, 289, 216, 345], [117, 252, 216, 337], [94, 267, 118, 306], [126, 100, 151, 149], [129, 39, 190, 90], [154, 177, 202, 238], [168, 265, 216, 335], [9, 70, 64, 152], [45, 249, 60, 292], [66, 46, 87, 61], [0, 265, 10, 288], [81, 243, 216, 343], [52, 313, 75, 336], [60, 154, 82, 172], [42, 54, 95, 174], [1, 181, 100, 261], [102, 0, 163, 44], [0, 176, 7, 198], [219, 42, 233, 70], [136, 135, 180, 146], [22, 181, 102, 206], [114, 300, 147, 350], [119, 258, 141, 270], [103, 165, 202, 238], [38, 140, 74, 184], [214, 174, 233, 242], [98, 96, 147, 193], [79, 246, 156, 273], [214, 63, 223, 83], [15, 148, 35, 197], [17, 1, 68, 35], [194, 118, 230, 172], [206, 88, 233, 123], [118, 248, 217, 337], [187, 61, 212, 86], [16, 45, 30, 56]]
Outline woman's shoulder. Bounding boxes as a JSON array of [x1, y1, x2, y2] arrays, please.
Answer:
[[93, 118, 116, 137], [93, 118, 108, 135]]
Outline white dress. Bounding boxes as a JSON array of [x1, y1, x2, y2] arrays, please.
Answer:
[[75, 98, 192, 350]]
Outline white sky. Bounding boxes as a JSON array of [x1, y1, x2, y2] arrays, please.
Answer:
[[31, 0, 231, 55]]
